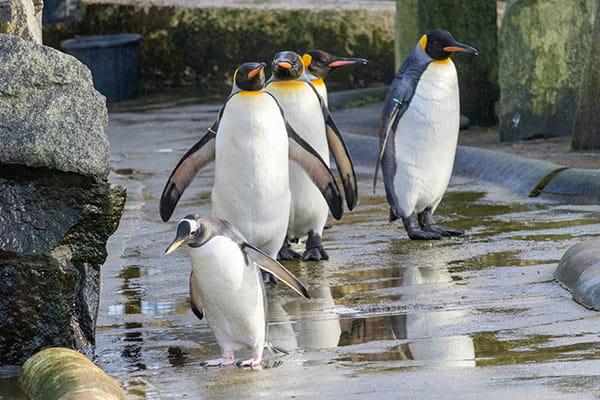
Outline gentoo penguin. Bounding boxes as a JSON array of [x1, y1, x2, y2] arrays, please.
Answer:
[[302, 50, 368, 105], [165, 215, 310, 367], [159, 62, 343, 262], [374, 29, 478, 240], [266, 51, 357, 261]]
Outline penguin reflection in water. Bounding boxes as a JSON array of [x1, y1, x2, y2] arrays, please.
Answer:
[[375, 30, 478, 240], [159, 62, 343, 263], [165, 215, 310, 367]]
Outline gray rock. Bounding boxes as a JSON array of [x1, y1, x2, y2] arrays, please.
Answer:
[[0, 0, 43, 43], [555, 238, 600, 310], [0, 34, 109, 179], [0, 165, 126, 365], [498, 0, 597, 141]]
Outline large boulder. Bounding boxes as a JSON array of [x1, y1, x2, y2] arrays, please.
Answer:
[[0, 0, 43, 43], [0, 33, 109, 178], [498, 0, 597, 141], [394, 0, 499, 126], [0, 35, 125, 367]]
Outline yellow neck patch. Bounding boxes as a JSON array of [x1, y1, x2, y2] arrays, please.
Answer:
[[312, 78, 324, 87], [271, 80, 306, 88], [302, 53, 312, 69], [238, 91, 263, 96]]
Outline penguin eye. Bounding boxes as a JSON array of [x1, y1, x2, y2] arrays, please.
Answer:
[[190, 230, 197, 236]]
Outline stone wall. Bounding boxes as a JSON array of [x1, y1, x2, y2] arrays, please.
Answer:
[[43, 5, 395, 94], [498, 0, 598, 141]]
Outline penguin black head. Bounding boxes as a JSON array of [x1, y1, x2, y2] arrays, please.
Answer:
[[165, 214, 226, 254], [234, 62, 267, 91], [421, 29, 478, 61], [271, 51, 304, 81], [302, 50, 368, 80]]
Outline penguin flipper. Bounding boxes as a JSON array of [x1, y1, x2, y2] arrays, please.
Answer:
[[305, 77, 357, 210], [159, 131, 216, 222], [189, 271, 204, 320], [242, 243, 311, 299], [373, 101, 402, 193], [324, 112, 358, 211], [286, 123, 344, 220]]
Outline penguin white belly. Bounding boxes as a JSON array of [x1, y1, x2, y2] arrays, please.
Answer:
[[392, 61, 460, 217], [266, 81, 329, 238], [211, 92, 291, 257], [189, 237, 266, 351]]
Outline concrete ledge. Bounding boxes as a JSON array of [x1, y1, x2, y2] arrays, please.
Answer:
[[555, 239, 600, 310], [539, 168, 600, 203], [453, 146, 564, 197]]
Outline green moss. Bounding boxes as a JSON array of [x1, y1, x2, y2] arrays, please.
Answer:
[[0, 22, 11, 34]]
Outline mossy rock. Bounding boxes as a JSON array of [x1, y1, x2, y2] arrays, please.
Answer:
[[498, 0, 598, 141], [19, 347, 125, 400], [0, 165, 126, 365], [44, 5, 395, 95]]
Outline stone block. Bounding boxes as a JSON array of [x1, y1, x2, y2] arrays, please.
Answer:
[[498, 0, 597, 141]]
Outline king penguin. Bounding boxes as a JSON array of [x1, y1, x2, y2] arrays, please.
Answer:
[[165, 214, 310, 367], [375, 29, 478, 240], [266, 50, 357, 261], [159, 62, 343, 261], [301, 50, 368, 105]]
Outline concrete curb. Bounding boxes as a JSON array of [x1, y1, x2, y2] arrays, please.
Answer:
[[555, 239, 600, 310]]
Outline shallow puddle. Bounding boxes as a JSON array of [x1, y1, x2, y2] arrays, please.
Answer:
[[2, 104, 600, 399]]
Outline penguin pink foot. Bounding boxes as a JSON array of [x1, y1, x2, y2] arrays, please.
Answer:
[[236, 348, 264, 368], [201, 350, 235, 367]]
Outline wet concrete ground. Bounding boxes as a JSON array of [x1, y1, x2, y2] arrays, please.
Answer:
[[3, 99, 600, 399]]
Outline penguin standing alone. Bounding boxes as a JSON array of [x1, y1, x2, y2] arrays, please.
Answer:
[[159, 62, 343, 260], [266, 51, 357, 261], [165, 214, 310, 367], [375, 29, 478, 240], [301, 50, 368, 105]]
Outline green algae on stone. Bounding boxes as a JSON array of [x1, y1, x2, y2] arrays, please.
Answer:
[[19, 347, 126, 400], [499, 0, 597, 141]]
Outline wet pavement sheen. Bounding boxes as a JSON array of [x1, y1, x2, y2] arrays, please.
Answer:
[[3, 100, 600, 399]]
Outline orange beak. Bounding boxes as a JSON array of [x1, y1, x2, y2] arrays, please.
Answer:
[[277, 61, 293, 69], [247, 66, 263, 79]]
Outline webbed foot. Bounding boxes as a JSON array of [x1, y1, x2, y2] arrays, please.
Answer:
[[402, 213, 442, 240], [278, 238, 302, 260], [200, 351, 235, 367], [302, 231, 329, 261], [417, 208, 464, 237]]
